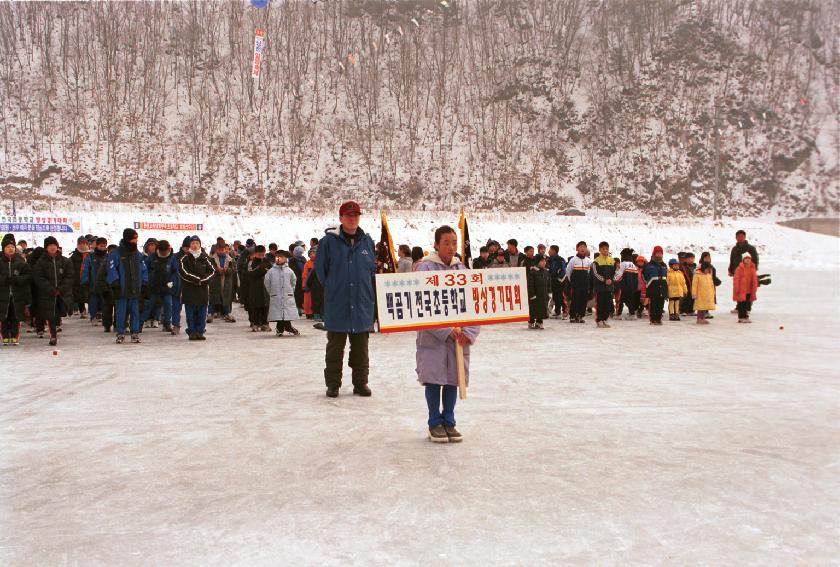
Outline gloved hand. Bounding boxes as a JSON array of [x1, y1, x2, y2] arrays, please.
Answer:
[[166, 282, 174, 288]]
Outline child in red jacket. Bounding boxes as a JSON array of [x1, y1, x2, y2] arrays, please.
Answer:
[[733, 253, 758, 323]]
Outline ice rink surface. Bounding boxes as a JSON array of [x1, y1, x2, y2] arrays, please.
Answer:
[[1, 269, 838, 565]]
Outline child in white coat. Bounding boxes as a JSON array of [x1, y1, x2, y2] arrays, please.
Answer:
[[264, 251, 300, 336]]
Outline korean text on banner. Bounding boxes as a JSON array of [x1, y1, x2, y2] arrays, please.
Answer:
[[375, 267, 529, 333]]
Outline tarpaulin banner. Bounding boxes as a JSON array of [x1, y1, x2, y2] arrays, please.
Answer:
[[375, 267, 529, 333]]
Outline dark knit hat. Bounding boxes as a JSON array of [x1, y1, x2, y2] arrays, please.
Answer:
[[182, 236, 192, 249], [652, 245, 664, 256], [77, 235, 88, 244], [1, 233, 15, 248], [189, 235, 201, 244], [44, 236, 59, 248], [123, 228, 138, 241]]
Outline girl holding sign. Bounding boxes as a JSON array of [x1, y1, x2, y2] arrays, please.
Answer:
[[414, 226, 480, 443]]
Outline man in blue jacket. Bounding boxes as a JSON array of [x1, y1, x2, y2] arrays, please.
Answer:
[[107, 228, 149, 344], [314, 201, 376, 398]]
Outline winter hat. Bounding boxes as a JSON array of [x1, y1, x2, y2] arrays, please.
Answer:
[[181, 236, 193, 249], [338, 201, 362, 216], [1, 233, 15, 248], [77, 235, 88, 244], [742, 252, 752, 260], [157, 240, 171, 253], [144, 237, 158, 247], [294, 245, 305, 257], [44, 236, 59, 248], [668, 258, 679, 266], [189, 235, 201, 245], [652, 245, 663, 257], [246, 238, 255, 247], [123, 228, 138, 241]]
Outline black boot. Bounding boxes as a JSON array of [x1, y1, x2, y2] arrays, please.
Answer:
[[353, 384, 372, 397], [326, 386, 339, 398]]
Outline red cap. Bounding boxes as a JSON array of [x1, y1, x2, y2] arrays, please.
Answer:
[[339, 201, 362, 216], [652, 245, 663, 256]]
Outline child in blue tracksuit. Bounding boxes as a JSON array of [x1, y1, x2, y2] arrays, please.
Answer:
[[106, 228, 149, 343]]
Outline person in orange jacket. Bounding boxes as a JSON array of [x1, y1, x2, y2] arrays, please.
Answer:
[[733, 252, 759, 323]]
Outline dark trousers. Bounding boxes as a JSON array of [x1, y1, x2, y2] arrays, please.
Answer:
[[737, 294, 752, 319], [324, 331, 369, 388], [425, 384, 457, 427], [649, 295, 665, 322], [37, 316, 60, 339], [570, 288, 588, 319], [101, 297, 114, 330], [617, 289, 639, 315], [185, 304, 208, 335], [2, 302, 20, 340], [275, 320, 296, 332], [595, 291, 613, 322], [88, 293, 102, 320], [680, 294, 695, 314], [248, 306, 268, 326], [551, 280, 565, 315]]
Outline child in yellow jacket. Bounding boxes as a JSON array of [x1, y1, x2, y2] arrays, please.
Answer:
[[666, 259, 687, 321], [691, 262, 717, 325]]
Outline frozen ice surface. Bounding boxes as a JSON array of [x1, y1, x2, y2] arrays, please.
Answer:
[[1, 270, 838, 565]]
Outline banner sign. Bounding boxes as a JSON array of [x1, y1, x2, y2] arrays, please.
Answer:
[[375, 267, 529, 333], [0, 215, 78, 233], [252, 28, 264, 78], [133, 222, 204, 231]]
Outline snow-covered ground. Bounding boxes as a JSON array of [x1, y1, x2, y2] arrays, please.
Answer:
[[8, 205, 840, 271], [1, 269, 838, 565]]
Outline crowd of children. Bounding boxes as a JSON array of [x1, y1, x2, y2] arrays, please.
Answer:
[[0, 227, 765, 347]]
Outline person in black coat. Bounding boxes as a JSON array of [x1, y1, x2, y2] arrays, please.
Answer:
[[178, 235, 215, 340], [527, 255, 551, 329], [244, 248, 272, 331], [728, 230, 759, 276], [32, 236, 74, 345], [68, 236, 90, 317], [1, 234, 32, 344]]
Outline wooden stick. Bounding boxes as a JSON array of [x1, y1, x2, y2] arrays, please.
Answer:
[[454, 327, 466, 400]]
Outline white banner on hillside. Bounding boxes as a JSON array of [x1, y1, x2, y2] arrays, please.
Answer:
[[252, 29, 264, 78], [375, 267, 529, 333]]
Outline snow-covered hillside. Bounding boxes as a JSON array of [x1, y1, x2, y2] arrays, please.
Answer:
[[0, 1, 837, 215]]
